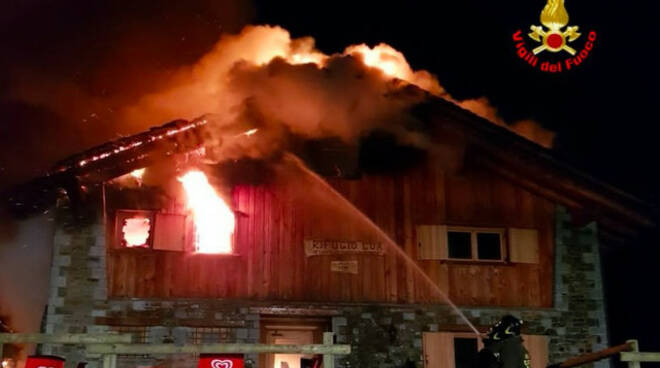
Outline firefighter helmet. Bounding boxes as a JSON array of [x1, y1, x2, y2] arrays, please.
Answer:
[[487, 315, 523, 340]]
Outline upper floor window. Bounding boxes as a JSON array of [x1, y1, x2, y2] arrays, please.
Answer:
[[114, 209, 235, 254], [417, 225, 539, 264], [115, 210, 154, 249], [446, 227, 504, 261]]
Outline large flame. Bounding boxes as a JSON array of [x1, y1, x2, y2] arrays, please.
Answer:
[[179, 170, 235, 254], [344, 43, 444, 95]]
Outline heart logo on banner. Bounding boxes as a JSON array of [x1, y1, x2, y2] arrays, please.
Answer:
[[211, 359, 233, 368]]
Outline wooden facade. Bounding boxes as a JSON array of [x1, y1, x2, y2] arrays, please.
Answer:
[[106, 148, 555, 308]]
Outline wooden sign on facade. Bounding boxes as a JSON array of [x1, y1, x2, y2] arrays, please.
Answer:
[[330, 261, 359, 274], [304, 240, 384, 256]]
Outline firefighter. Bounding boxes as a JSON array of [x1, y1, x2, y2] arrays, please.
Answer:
[[476, 315, 532, 368]]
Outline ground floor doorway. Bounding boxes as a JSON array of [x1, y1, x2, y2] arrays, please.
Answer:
[[260, 317, 329, 368], [422, 332, 548, 368]]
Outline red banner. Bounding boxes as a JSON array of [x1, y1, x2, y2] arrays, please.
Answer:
[[25, 356, 65, 368], [198, 354, 244, 368]]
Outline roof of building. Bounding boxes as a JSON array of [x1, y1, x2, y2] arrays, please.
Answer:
[[3, 95, 656, 241]]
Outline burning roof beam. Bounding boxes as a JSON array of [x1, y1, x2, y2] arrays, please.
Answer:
[[3, 118, 209, 217], [51, 118, 207, 178]]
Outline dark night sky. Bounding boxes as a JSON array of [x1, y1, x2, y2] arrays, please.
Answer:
[[1, 0, 659, 362]]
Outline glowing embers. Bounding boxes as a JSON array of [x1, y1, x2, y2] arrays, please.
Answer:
[[179, 170, 235, 254], [122, 216, 151, 248]]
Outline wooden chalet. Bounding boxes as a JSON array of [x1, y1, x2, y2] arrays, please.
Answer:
[[4, 98, 655, 368]]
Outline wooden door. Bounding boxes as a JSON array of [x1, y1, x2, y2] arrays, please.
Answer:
[[523, 334, 549, 368], [423, 332, 484, 368], [423, 332, 454, 368]]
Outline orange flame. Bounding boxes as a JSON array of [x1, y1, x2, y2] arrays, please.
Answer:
[[243, 128, 258, 136], [179, 170, 235, 254], [343, 43, 444, 95], [130, 168, 145, 179], [122, 217, 151, 247]]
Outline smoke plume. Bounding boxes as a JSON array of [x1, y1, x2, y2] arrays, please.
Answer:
[[113, 25, 554, 161], [3, 24, 553, 191]]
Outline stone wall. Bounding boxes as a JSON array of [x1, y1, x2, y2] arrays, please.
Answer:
[[552, 207, 609, 368], [42, 206, 608, 368], [42, 210, 107, 366]]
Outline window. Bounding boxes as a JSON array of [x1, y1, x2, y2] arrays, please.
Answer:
[[417, 225, 505, 262], [192, 327, 231, 344], [447, 228, 504, 261], [115, 210, 211, 253], [476, 233, 502, 260], [110, 326, 149, 343], [115, 210, 154, 249], [110, 326, 151, 361], [447, 231, 472, 259]]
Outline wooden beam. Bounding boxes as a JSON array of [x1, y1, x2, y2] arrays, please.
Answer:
[[252, 307, 342, 317], [102, 355, 117, 368], [323, 332, 335, 368], [87, 343, 351, 355], [621, 353, 660, 363], [550, 342, 633, 368], [625, 340, 641, 368], [0, 334, 133, 344], [94, 317, 246, 328]]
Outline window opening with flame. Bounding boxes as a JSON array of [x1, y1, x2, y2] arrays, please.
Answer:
[[122, 217, 151, 248], [179, 170, 236, 254], [115, 210, 154, 249]]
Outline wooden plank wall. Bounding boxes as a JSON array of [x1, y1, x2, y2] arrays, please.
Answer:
[[107, 155, 554, 307]]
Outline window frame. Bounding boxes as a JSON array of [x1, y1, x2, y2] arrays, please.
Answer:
[[446, 226, 507, 263]]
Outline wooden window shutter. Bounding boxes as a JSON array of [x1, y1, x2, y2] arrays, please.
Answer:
[[153, 213, 187, 251], [417, 225, 448, 260], [508, 228, 540, 264], [523, 334, 549, 368]]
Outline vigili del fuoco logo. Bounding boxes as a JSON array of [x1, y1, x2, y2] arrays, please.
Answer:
[[513, 0, 596, 72]]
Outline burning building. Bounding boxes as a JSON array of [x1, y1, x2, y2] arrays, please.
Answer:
[[1, 25, 655, 368]]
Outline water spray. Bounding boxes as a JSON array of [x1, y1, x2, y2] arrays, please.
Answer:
[[284, 152, 481, 337]]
